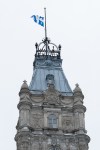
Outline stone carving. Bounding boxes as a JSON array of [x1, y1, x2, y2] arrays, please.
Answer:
[[51, 137, 57, 146], [31, 114, 43, 129], [31, 95, 44, 103], [69, 143, 77, 150], [32, 143, 39, 150], [39, 142, 43, 150], [79, 143, 87, 150], [47, 137, 61, 150], [44, 85, 73, 106], [46, 94, 58, 104], [20, 94, 30, 101], [60, 97, 73, 106], [31, 136, 47, 150], [62, 116, 73, 132], [44, 84, 61, 105], [48, 145, 61, 150], [20, 142, 30, 150]]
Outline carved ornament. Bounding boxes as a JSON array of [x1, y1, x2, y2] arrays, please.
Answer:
[[62, 116, 73, 131], [31, 114, 43, 129], [44, 84, 61, 105]]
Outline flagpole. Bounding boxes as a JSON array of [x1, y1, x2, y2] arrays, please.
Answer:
[[44, 8, 47, 39], [44, 8, 48, 57]]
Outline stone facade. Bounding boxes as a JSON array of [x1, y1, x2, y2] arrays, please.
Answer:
[[15, 82, 90, 150]]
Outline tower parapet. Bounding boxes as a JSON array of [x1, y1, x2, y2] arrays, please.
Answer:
[[34, 37, 61, 60]]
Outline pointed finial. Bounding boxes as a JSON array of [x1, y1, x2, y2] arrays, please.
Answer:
[[58, 44, 61, 50], [73, 83, 82, 92], [35, 42, 38, 50], [21, 80, 29, 89], [75, 83, 79, 87], [23, 80, 27, 84]]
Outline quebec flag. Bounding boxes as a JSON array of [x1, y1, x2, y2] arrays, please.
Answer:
[[31, 15, 44, 27]]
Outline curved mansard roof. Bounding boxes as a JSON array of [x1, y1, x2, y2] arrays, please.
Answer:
[[29, 37, 73, 96]]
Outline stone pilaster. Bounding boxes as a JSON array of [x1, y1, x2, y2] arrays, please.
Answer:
[[73, 84, 86, 133], [15, 129, 32, 150], [17, 80, 32, 130], [15, 81, 33, 150]]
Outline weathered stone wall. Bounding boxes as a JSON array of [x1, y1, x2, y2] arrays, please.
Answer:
[[15, 82, 90, 150]]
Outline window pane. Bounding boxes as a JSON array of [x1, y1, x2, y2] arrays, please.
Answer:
[[48, 114, 57, 128], [53, 119, 57, 124], [52, 123, 56, 127], [49, 119, 52, 124]]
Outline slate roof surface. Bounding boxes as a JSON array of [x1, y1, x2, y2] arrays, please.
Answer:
[[29, 59, 73, 96]]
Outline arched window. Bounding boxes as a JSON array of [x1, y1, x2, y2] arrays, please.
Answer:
[[48, 114, 57, 128]]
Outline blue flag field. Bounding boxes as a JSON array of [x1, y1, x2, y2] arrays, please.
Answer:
[[31, 15, 44, 27]]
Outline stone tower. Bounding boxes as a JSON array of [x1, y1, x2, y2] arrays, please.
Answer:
[[15, 37, 90, 150]]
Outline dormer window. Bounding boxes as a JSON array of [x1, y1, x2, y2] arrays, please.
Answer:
[[48, 114, 57, 128], [46, 74, 55, 86]]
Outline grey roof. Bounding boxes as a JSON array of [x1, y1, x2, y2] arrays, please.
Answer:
[[29, 38, 73, 96], [29, 59, 73, 96]]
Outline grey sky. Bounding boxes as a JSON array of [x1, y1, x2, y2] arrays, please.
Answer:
[[0, 0, 100, 150]]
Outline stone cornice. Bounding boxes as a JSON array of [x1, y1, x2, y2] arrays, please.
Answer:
[[15, 131, 32, 142], [75, 133, 90, 143], [73, 105, 86, 113], [17, 101, 32, 110]]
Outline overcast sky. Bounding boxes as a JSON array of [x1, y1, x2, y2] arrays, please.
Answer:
[[0, 0, 100, 150]]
